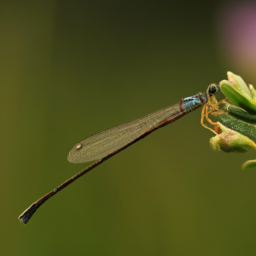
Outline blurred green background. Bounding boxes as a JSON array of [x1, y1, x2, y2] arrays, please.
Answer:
[[1, 1, 256, 255]]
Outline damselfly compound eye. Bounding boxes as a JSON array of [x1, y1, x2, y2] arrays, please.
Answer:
[[208, 84, 219, 97]]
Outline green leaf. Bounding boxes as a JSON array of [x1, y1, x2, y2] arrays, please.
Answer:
[[249, 84, 256, 101], [242, 160, 256, 170], [220, 80, 256, 114], [227, 71, 252, 98]]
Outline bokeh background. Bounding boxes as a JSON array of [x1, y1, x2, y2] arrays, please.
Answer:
[[1, 0, 256, 255]]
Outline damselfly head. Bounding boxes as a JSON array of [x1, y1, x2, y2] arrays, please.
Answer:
[[207, 84, 220, 97]]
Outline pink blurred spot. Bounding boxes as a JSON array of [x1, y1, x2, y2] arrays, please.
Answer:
[[218, 2, 256, 65]]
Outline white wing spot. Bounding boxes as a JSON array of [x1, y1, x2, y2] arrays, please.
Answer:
[[76, 144, 83, 150]]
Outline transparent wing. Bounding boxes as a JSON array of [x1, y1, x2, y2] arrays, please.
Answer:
[[68, 103, 190, 163]]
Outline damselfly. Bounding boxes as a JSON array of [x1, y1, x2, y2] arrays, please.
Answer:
[[18, 83, 219, 224]]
